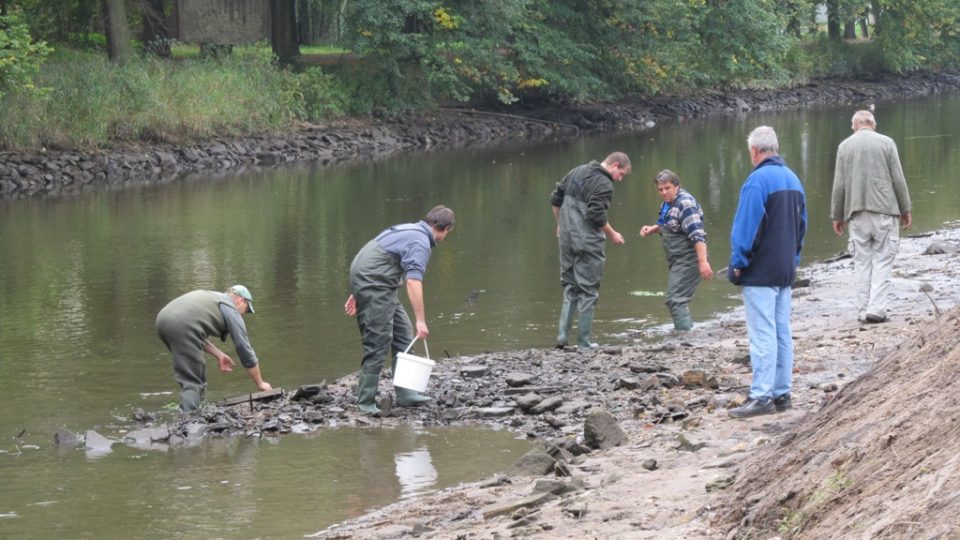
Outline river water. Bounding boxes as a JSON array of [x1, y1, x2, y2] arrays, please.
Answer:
[[1, 95, 959, 537]]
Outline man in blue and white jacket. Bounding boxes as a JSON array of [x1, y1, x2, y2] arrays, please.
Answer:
[[727, 126, 807, 419]]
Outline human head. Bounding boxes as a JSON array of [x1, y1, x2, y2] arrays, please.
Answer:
[[851, 110, 876, 131], [747, 126, 779, 166], [227, 284, 254, 313], [601, 152, 632, 181], [654, 169, 681, 203], [425, 205, 455, 242]]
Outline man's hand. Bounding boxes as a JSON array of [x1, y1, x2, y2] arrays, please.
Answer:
[[832, 220, 845, 236], [415, 319, 429, 339], [256, 381, 273, 392], [700, 261, 714, 280], [218, 354, 235, 373], [900, 212, 912, 229], [344, 294, 357, 317], [609, 230, 625, 245]]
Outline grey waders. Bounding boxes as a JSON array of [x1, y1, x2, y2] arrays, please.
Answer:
[[662, 228, 701, 332]]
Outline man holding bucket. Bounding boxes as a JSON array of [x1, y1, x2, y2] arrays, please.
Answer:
[[344, 205, 456, 415]]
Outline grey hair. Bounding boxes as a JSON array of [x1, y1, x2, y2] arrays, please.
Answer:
[[747, 126, 779, 154], [425, 205, 455, 231], [852, 110, 876, 128], [654, 169, 680, 187]]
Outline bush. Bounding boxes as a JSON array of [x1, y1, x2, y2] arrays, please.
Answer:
[[0, 15, 53, 98]]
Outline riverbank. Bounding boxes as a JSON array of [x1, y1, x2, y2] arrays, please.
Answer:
[[2, 71, 960, 199], [93, 225, 958, 538]]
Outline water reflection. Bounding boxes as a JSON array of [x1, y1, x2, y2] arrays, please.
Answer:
[[2, 94, 960, 539]]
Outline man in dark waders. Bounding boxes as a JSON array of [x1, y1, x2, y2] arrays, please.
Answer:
[[551, 152, 631, 349], [344, 206, 455, 415], [156, 285, 271, 413]]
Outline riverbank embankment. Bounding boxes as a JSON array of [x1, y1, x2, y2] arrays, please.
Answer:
[[2, 71, 960, 199], [65, 225, 957, 538]]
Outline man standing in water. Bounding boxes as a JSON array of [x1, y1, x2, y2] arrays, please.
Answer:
[[728, 126, 806, 418], [639, 169, 715, 331], [550, 152, 631, 349], [156, 285, 271, 413], [831, 110, 911, 324], [344, 205, 455, 415]]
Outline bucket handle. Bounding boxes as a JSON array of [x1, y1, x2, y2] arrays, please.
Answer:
[[402, 337, 430, 359]]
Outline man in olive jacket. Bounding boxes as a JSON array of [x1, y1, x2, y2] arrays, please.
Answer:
[[156, 285, 271, 413], [831, 110, 912, 323], [550, 152, 631, 349]]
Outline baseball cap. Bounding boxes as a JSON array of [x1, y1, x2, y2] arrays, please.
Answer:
[[229, 284, 255, 313]]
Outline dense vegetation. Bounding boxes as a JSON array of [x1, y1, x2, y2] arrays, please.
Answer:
[[0, 0, 958, 150]]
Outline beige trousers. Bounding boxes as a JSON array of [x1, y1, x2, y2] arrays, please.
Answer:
[[848, 211, 900, 320]]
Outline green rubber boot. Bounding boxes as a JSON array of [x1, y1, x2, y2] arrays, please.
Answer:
[[357, 373, 382, 415], [673, 315, 693, 332], [577, 310, 598, 349], [556, 299, 577, 347], [392, 357, 432, 407]]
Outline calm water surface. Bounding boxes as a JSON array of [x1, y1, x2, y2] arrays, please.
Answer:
[[1, 95, 959, 537]]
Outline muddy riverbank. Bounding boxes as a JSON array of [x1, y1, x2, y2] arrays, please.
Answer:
[[61, 225, 960, 538], [2, 71, 960, 199], [290, 226, 960, 539]]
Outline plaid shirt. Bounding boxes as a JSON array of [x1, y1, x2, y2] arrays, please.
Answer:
[[656, 188, 706, 244]]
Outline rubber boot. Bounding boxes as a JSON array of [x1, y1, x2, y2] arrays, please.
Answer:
[[672, 314, 693, 332], [577, 310, 598, 349], [179, 386, 203, 414], [392, 358, 432, 407], [357, 373, 382, 415], [556, 299, 577, 347], [670, 305, 693, 332]]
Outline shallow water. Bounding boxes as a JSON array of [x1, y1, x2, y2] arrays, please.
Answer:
[[1, 94, 959, 537]]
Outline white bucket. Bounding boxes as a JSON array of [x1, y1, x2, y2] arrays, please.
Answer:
[[393, 339, 435, 392]]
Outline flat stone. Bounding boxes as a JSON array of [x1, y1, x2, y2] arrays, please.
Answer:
[[460, 365, 490, 378], [504, 372, 537, 387], [479, 407, 514, 417]]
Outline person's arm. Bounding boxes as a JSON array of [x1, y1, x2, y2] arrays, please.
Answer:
[[405, 278, 429, 338], [900, 212, 912, 229], [220, 304, 271, 391], [203, 340, 235, 373], [245, 364, 271, 392], [639, 224, 660, 237], [344, 294, 357, 316], [602, 222, 624, 245], [552, 205, 561, 237], [832, 220, 845, 236], [694, 242, 714, 280]]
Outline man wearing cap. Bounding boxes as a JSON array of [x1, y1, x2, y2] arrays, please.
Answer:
[[344, 205, 455, 415], [156, 285, 271, 413]]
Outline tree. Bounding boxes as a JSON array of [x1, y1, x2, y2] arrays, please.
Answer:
[[0, 14, 53, 97], [270, 0, 300, 63], [101, 0, 132, 61], [140, 0, 170, 57]]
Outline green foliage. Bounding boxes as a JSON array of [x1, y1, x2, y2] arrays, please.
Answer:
[[296, 66, 351, 120], [0, 15, 53, 98], [0, 49, 330, 149]]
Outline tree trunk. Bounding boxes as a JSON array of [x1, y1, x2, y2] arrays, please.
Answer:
[[270, 0, 300, 64], [1, 0, 7, 16], [102, 0, 134, 62], [858, 17, 869, 39], [826, 0, 842, 41], [141, 0, 171, 58], [843, 19, 857, 39]]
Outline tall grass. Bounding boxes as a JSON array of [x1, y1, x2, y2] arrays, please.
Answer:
[[0, 49, 350, 150]]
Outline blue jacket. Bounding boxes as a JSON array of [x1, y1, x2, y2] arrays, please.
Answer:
[[728, 156, 807, 287]]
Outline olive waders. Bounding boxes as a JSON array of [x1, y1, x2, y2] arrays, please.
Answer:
[[556, 174, 608, 349], [661, 228, 701, 331], [351, 239, 432, 415], [155, 290, 231, 413]]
